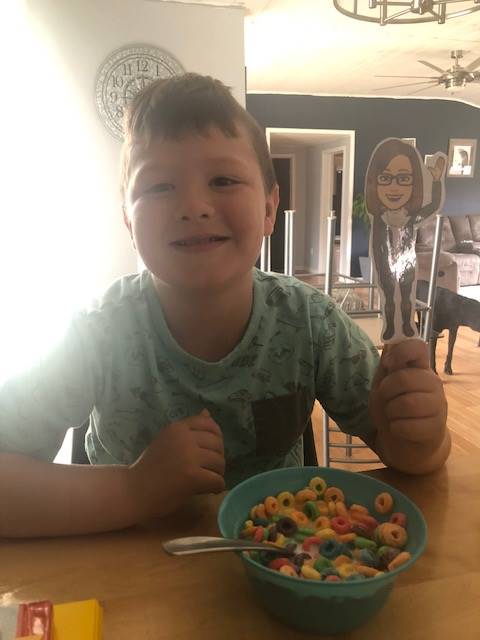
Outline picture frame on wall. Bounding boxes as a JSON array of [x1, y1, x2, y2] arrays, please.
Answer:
[[424, 154, 434, 167], [402, 138, 416, 147], [447, 138, 476, 178]]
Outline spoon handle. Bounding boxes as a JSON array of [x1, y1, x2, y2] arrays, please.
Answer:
[[162, 535, 287, 556]]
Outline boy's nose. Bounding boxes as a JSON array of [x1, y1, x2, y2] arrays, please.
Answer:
[[176, 187, 215, 221]]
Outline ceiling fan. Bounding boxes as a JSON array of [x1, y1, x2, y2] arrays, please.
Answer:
[[374, 50, 480, 94]]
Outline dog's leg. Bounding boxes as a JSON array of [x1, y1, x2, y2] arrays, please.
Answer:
[[444, 326, 458, 375]]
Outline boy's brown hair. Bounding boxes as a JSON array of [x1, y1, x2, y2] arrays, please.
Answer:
[[121, 73, 276, 204]]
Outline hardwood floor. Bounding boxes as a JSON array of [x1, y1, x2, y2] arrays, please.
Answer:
[[312, 325, 480, 470]]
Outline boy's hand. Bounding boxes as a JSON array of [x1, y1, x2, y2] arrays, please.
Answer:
[[369, 339, 450, 474], [127, 409, 225, 520]]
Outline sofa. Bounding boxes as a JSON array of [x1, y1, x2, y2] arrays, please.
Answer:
[[416, 214, 480, 291]]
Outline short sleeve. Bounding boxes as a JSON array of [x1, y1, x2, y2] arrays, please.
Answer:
[[0, 312, 103, 461], [315, 302, 380, 443]]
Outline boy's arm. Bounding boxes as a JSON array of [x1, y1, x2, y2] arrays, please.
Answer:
[[368, 339, 451, 475], [0, 453, 136, 537], [0, 410, 225, 538]]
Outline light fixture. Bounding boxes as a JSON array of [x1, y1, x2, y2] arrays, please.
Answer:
[[333, 0, 480, 25]]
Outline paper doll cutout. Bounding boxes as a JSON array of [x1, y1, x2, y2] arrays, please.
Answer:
[[365, 138, 446, 344]]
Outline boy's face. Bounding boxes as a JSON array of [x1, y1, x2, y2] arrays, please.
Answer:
[[124, 124, 279, 293]]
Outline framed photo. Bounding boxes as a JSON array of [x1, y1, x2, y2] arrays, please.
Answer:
[[447, 138, 476, 178], [424, 154, 434, 167], [402, 138, 416, 147]]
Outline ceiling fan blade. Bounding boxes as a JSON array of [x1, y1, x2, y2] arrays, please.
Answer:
[[374, 81, 439, 90], [375, 75, 439, 79], [418, 60, 446, 74], [465, 55, 480, 71], [408, 83, 441, 96]]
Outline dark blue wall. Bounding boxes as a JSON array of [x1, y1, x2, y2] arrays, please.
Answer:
[[246, 94, 480, 273]]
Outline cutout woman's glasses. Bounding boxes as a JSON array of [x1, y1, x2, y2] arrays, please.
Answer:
[[377, 173, 413, 186]]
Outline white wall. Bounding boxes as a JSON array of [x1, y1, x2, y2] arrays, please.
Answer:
[[26, 0, 245, 291], [0, 1, 244, 382]]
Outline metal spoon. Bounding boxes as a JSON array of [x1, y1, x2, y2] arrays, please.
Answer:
[[162, 535, 295, 557]]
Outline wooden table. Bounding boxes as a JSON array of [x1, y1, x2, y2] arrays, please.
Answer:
[[1, 452, 479, 639]]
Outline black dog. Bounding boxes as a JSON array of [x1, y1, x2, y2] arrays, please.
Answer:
[[416, 280, 480, 375]]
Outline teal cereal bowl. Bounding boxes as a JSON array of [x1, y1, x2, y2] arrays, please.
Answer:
[[218, 466, 427, 635]]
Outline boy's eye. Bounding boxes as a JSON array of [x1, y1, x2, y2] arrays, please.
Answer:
[[211, 176, 239, 187], [145, 183, 174, 194]]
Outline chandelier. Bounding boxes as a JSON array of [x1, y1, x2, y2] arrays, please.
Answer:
[[333, 1, 480, 25]]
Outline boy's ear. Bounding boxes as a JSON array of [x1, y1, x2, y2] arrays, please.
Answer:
[[123, 205, 136, 250], [264, 183, 279, 237]]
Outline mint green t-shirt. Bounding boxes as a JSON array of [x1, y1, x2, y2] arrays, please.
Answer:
[[0, 269, 379, 488]]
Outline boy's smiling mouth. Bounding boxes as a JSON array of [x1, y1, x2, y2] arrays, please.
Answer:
[[170, 234, 230, 249]]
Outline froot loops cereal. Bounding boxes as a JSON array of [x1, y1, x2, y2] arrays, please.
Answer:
[[240, 476, 411, 582]]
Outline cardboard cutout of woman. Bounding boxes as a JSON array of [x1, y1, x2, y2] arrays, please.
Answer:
[[365, 138, 446, 343]]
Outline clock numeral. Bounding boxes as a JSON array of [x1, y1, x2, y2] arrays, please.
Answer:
[[110, 91, 118, 102], [123, 63, 133, 76], [112, 75, 124, 88], [156, 64, 163, 76], [137, 59, 149, 73]]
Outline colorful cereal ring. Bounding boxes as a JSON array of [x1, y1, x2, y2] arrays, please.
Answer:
[[331, 516, 351, 535], [324, 487, 345, 503], [303, 500, 320, 520], [254, 527, 264, 542], [276, 491, 295, 510], [302, 536, 322, 552], [387, 551, 412, 571], [313, 556, 332, 572], [390, 512, 408, 528], [337, 563, 358, 579], [378, 523, 408, 548], [325, 574, 342, 582], [301, 565, 321, 580], [374, 492, 394, 514], [356, 565, 381, 577], [349, 503, 368, 515], [334, 501, 350, 520], [275, 517, 298, 537], [279, 564, 297, 577], [313, 516, 331, 530], [289, 510, 310, 526], [315, 528, 337, 540], [319, 539, 342, 559], [264, 496, 279, 516], [315, 501, 329, 516], [295, 489, 317, 504], [333, 554, 352, 567], [309, 476, 327, 496]]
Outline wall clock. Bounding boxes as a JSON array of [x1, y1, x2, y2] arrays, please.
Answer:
[[95, 44, 185, 140]]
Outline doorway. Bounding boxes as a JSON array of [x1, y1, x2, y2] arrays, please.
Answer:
[[271, 156, 293, 273], [266, 128, 355, 277], [332, 152, 344, 274]]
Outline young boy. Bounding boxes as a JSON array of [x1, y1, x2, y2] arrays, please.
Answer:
[[0, 74, 450, 538]]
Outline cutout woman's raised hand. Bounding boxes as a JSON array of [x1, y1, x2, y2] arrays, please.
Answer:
[[428, 156, 446, 182]]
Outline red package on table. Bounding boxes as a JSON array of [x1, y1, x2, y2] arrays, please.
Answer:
[[16, 600, 53, 639]]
